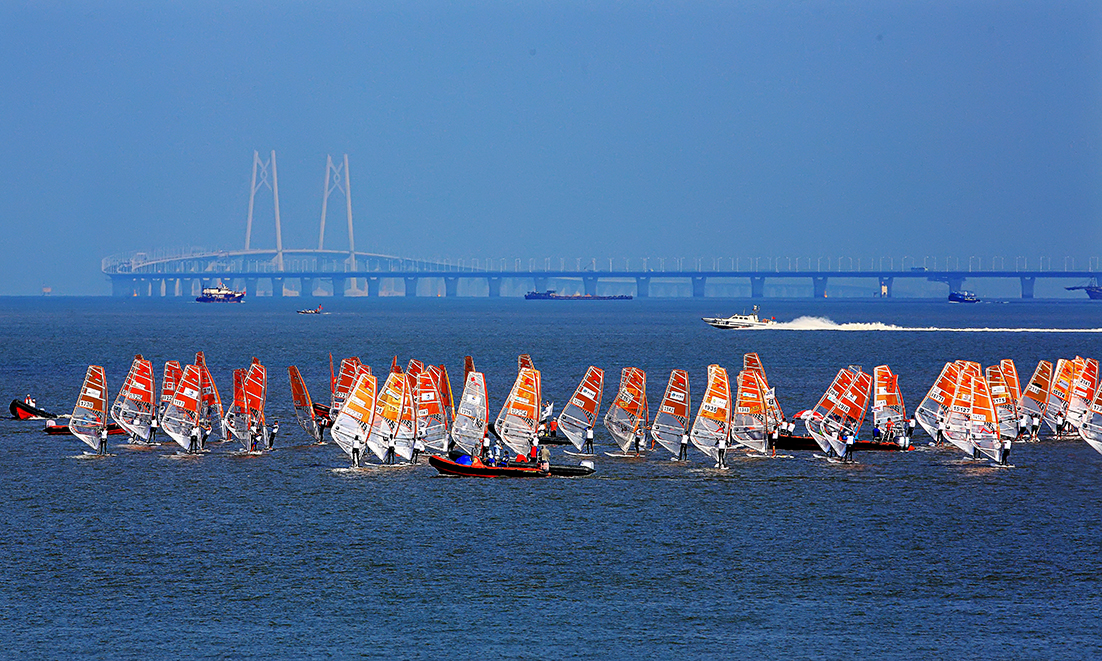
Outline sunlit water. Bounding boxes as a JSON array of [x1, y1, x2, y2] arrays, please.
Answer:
[[1, 297, 1100, 659]]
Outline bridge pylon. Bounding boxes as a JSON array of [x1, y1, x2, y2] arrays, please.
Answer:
[[244, 150, 284, 270]]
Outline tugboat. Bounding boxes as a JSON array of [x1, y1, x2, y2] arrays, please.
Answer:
[[948, 290, 980, 303], [702, 305, 778, 329], [1066, 278, 1102, 300], [196, 282, 245, 303], [525, 290, 632, 301]]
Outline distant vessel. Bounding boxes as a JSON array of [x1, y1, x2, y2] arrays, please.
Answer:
[[1065, 278, 1102, 300], [298, 305, 323, 314], [702, 305, 778, 329], [948, 290, 980, 303], [525, 290, 632, 301], [196, 283, 245, 303]]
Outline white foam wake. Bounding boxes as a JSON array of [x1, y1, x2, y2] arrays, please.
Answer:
[[759, 316, 1102, 333]]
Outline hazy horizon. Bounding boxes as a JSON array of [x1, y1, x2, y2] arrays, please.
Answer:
[[2, 1, 1100, 295]]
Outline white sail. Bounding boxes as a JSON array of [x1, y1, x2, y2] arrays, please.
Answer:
[[915, 362, 959, 441], [1078, 381, 1102, 456], [452, 371, 488, 454], [1066, 358, 1098, 432]]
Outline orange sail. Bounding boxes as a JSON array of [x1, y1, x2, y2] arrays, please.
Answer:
[[1044, 358, 1079, 434], [243, 360, 268, 449], [194, 352, 223, 438], [690, 365, 731, 460], [1067, 358, 1099, 431], [558, 366, 606, 450], [436, 364, 455, 428], [803, 366, 870, 456], [651, 369, 690, 457], [970, 374, 1002, 461], [111, 355, 155, 442], [416, 366, 449, 452], [163, 364, 202, 451], [288, 365, 322, 443], [744, 353, 785, 431], [518, 354, 535, 372], [1000, 359, 1021, 417], [160, 361, 182, 412], [730, 369, 768, 453], [496, 367, 542, 456], [985, 365, 1019, 440], [871, 365, 906, 441], [1019, 360, 1053, 421], [915, 362, 961, 440], [367, 369, 415, 462], [331, 372, 378, 461], [603, 367, 648, 453], [331, 357, 364, 420], [69, 365, 108, 451]]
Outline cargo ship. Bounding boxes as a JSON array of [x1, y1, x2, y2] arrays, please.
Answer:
[[524, 290, 632, 301]]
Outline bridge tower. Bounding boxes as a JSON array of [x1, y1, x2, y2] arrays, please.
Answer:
[[244, 150, 284, 270], [318, 154, 357, 295]]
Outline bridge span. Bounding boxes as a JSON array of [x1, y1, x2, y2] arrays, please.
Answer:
[[104, 256, 1095, 299]]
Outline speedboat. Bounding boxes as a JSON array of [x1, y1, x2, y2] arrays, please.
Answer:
[[297, 305, 323, 314], [702, 305, 778, 329]]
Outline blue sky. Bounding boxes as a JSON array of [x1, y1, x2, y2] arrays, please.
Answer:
[[1, 1, 1099, 294]]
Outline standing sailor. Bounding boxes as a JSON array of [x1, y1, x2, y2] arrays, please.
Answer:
[[385, 433, 397, 464], [715, 435, 728, 469], [268, 420, 279, 450], [1030, 414, 1041, 440], [351, 434, 363, 468], [412, 436, 425, 463], [190, 424, 201, 454], [149, 415, 159, 444], [583, 427, 595, 454], [98, 426, 109, 455], [678, 431, 689, 461]]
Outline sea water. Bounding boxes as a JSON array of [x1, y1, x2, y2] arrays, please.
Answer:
[[0, 296, 1100, 659]]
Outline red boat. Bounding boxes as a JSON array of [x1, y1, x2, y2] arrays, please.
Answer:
[[9, 398, 58, 420], [429, 455, 547, 477], [44, 420, 127, 436]]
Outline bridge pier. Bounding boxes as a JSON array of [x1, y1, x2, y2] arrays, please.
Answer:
[[879, 276, 894, 298], [1020, 276, 1036, 299], [636, 277, 650, 298], [947, 277, 964, 293], [445, 277, 459, 297], [691, 277, 707, 298], [487, 277, 501, 297], [534, 277, 548, 292], [750, 277, 765, 299], [583, 277, 598, 296], [271, 278, 283, 298], [367, 277, 380, 297], [300, 278, 315, 297], [404, 277, 419, 297], [245, 278, 258, 298], [812, 277, 828, 298], [331, 276, 346, 297]]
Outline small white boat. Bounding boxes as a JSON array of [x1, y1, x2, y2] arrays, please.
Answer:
[[702, 306, 777, 329]]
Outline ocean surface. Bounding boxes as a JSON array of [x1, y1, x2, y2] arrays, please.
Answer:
[[1, 296, 1100, 659]]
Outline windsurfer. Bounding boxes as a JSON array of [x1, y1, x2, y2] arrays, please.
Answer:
[[584, 427, 595, 454], [149, 416, 158, 444], [98, 427, 108, 455], [678, 432, 688, 461], [715, 436, 728, 469], [907, 418, 916, 440], [1030, 414, 1041, 440], [351, 435, 363, 467], [190, 425, 201, 454], [412, 437, 425, 463], [1000, 440, 1012, 465], [843, 434, 855, 462], [268, 420, 279, 450], [385, 434, 397, 464]]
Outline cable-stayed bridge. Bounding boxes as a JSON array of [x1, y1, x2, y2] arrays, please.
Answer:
[[103, 152, 1099, 299]]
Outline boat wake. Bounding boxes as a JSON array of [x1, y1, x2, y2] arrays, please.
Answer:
[[762, 316, 1102, 333]]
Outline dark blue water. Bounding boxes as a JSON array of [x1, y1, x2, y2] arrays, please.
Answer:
[[2, 297, 1100, 659]]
